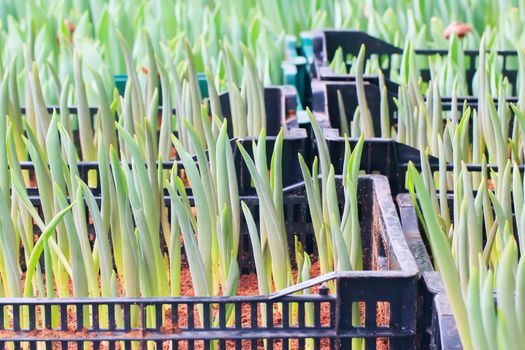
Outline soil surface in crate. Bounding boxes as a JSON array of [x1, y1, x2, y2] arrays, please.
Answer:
[[7, 260, 389, 350]]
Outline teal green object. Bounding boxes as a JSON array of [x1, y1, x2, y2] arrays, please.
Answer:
[[114, 73, 165, 104], [282, 56, 308, 110], [114, 73, 208, 99], [300, 32, 315, 63], [113, 74, 128, 96], [285, 35, 298, 59], [197, 73, 209, 98]]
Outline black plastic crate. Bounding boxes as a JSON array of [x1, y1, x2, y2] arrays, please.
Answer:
[[311, 30, 518, 96], [306, 29, 519, 138], [311, 75, 519, 139], [395, 194, 442, 350], [19, 129, 310, 199], [322, 128, 440, 195], [3, 175, 419, 349], [396, 190, 506, 350], [422, 272, 462, 350], [311, 78, 395, 138], [26, 170, 401, 276], [318, 123, 523, 198], [233, 129, 308, 196], [219, 85, 299, 137], [397, 181, 525, 349], [19, 85, 299, 159]]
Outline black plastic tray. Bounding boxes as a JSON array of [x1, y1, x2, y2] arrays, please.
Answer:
[[219, 85, 299, 136], [422, 272, 462, 350], [3, 175, 419, 349], [311, 30, 518, 96], [322, 129, 438, 195], [395, 193, 463, 350], [321, 127, 525, 197], [20, 85, 299, 158], [20, 130, 309, 198], [311, 78, 395, 137], [311, 76, 518, 138]]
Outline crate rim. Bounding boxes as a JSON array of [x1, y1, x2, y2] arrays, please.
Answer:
[[396, 192, 463, 350], [311, 28, 518, 62]]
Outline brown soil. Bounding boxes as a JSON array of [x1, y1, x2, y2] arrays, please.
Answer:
[[170, 146, 177, 160], [376, 301, 391, 350], [28, 176, 38, 188]]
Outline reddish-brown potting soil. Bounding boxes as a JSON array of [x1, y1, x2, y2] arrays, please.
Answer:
[[28, 176, 38, 188]]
